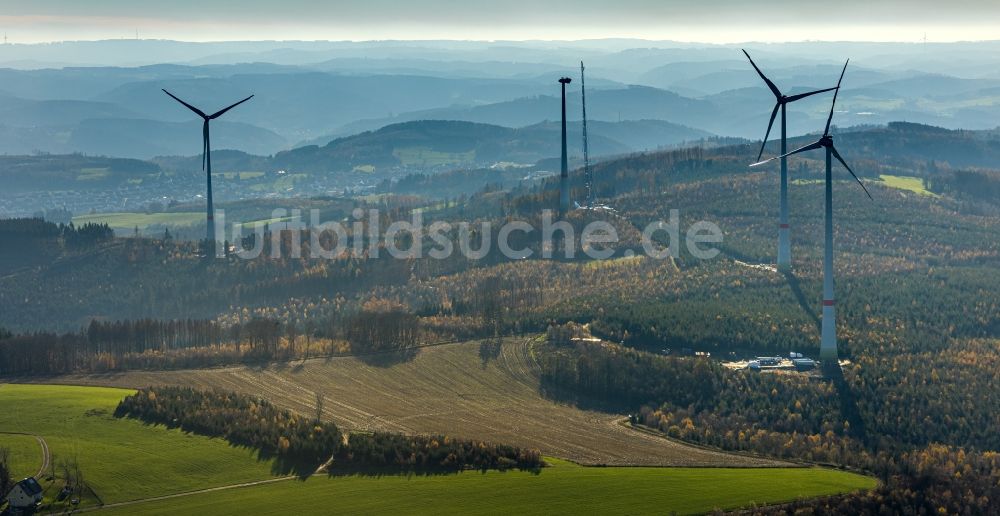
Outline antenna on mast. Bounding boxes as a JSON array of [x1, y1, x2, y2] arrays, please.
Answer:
[[580, 61, 593, 210]]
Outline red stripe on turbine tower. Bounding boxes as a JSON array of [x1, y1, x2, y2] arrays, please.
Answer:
[[742, 49, 839, 271], [751, 59, 873, 367]]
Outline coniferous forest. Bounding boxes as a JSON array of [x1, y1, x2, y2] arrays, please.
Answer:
[[2, 57, 1000, 513]]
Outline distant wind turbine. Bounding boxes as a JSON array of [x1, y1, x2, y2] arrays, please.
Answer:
[[558, 76, 572, 215], [743, 49, 839, 271], [752, 60, 871, 364], [162, 89, 253, 246]]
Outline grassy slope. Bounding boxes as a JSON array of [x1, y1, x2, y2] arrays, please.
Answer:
[[0, 383, 877, 514], [0, 384, 276, 505], [106, 458, 875, 516], [0, 433, 41, 480], [72, 212, 204, 230], [878, 174, 939, 197]]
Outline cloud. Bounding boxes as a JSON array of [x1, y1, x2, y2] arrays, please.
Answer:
[[2, 1, 999, 43]]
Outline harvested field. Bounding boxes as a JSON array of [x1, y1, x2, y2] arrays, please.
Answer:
[[34, 337, 787, 467]]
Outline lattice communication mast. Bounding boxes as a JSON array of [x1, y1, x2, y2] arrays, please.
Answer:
[[580, 61, 593, 209]]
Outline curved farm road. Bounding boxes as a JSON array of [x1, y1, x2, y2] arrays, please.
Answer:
[[36, 337, 788, 468], [0, 431, 50, 478], [70, 476, 296, 514]]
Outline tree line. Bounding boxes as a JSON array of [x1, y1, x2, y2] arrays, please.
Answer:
[[115, 386, 543, 473], [115, 386, 342, 469], [0, 306, 420, 375]]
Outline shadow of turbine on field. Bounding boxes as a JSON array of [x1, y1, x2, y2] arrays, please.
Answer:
[[122, 417, 320, 479], [783, 269, 822, 333], [478, 339, 502, 368], [269, 455, 324, 480], [823, 363, 870, 446], [356, 348, 420, 367], [324, 465, 542, 478]]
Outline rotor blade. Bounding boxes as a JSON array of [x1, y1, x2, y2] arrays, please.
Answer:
[[742, 49, 781, 99], [209, 94, 254, 119], [830, 144, 872, 200], [757, 102, 781, 162], [162, 89, 207, 118], [750, 140, 823, 167], [824, 60, 849, 136], [785, 86, 838, 103], [202, 120, 209, 171]]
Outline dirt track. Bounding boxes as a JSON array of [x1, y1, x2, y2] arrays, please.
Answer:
[[36, 338, 787, 467], [0, 431, 49, 478]]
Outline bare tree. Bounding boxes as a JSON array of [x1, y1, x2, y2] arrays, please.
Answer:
[[314, 391, 325, 423], [72, 459, 85, 497], [303, 319, 317, 361], [0, 446, 11, 494], [57, 457, 73, 491]]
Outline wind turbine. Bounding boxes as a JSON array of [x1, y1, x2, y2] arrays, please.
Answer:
[[558, 77, 572, 215], [752, 60, 871, 364], [580, 61, 593, 210], [743, 49, 839, 271], [162, 89, 253, 246]]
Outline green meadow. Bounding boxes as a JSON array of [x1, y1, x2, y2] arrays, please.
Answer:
[[0, 384, 275, 507], [72, 212, 204, 230], [0, 384, 875, 514], [0, 433, 41, 480], [108, 458, 876, 515], [393, 146, 475, 166], [213, 171, 266, 180], [878, 174, 939, 197]]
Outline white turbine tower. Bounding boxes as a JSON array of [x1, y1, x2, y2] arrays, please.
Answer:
[[752, 61, 872, 363]]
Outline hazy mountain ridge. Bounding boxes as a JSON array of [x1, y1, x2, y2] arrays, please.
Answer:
[[1, 40, 1000, 160], [3, 121, 999, 200], [271, 119, 702, 173]]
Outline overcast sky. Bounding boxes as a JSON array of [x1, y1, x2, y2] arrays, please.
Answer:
[[3, 0, 999, 44]]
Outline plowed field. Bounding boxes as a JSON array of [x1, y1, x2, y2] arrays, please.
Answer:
[[37, 337, 786, 467]]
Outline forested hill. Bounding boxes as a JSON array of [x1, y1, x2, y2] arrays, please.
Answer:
[[271, 119, 710, 174], [817, 121, 1000, 170], [1, 116, 999, 334], [0, 155, 160, 193], [271, 120, 581, 173], [3, 121, 1000, 197]]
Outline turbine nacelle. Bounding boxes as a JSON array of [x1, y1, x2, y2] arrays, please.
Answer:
[[162, 89, 254, 121], [749, 60, 872, 201], [162, 89, 254, 171]]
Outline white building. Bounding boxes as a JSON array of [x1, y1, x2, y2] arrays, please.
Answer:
[[5, 477, 44, 510]]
